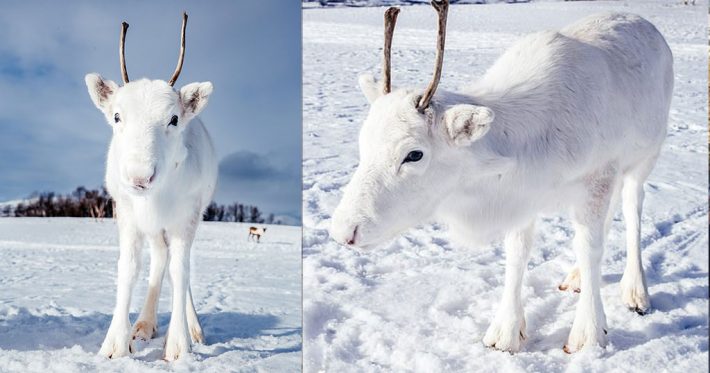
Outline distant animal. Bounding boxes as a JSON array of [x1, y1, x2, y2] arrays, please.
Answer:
[[85, 13, 218, 361], [249, 227, 267, 242], [330, 0, 672, 353]]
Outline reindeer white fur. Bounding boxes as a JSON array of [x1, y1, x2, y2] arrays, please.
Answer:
[[330, 1, 672, 353], [85, 14, 217, 360]]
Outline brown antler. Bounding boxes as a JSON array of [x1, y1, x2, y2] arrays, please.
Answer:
[[119, 22, 129, 84], [416, 0, 449, 112], [383, 7, 400, 94], [168, 12, 188, 86]]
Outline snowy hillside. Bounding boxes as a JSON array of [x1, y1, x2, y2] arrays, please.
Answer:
[[303, 1, 708, 372], [0, 218, 301, 372], [0, 198, 36, 217], [303, 0, 531, 8]]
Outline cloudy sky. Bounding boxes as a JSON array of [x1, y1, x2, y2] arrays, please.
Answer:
[[0, 0, 302, 223]]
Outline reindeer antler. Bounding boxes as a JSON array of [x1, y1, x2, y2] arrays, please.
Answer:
[[383, 7, 400, 94], [417, 0, 449, 112], [168, 12, 188, 86], [119, 22, 129, 84]]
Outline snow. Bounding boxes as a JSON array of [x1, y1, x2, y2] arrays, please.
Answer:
[[0, 218, 301, 372], [0, 199, 36, 217], [303, 1, 708, 372], [302, 0, 532, 9]]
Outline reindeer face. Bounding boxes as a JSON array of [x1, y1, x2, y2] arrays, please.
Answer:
[[85, 75, 212, 195], [330, 78, 497, 249], [330, 89, 441, 248]]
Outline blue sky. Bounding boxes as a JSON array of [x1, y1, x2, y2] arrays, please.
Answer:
[[0, 1, 302, 222]]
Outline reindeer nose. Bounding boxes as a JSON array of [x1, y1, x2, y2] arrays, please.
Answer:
[[346, 226, 358, 246], [331, 223, 359, 247], [330, 207, 362, 247], [130, 169, 155, 189]]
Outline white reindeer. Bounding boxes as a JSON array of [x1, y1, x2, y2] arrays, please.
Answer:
[[85, 13, 217, 360], [330, 0, 672, 353]]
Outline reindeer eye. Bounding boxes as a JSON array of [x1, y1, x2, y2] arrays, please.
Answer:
[[114, 113, 120, 123], [169, 115, 178, 126], [403, 150, 423, 163]]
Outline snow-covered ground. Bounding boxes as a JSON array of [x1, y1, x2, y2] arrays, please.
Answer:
[[0, 218, 301, 372], [303, 1, 708, 371], [302, 0, 524, 8]]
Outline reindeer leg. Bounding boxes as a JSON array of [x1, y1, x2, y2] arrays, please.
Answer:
[[132, 231, 168, 341], [484, 221, 534, 352], [163, 217, 198, 361], [564, 164, 618, 353], [99, 214, 143, 358], [620, 157, 655, 314], [186, 284, 204, 344]]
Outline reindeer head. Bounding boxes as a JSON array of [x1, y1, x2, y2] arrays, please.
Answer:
[[330, 0, 498, 248], [85, 13, 213, 195]]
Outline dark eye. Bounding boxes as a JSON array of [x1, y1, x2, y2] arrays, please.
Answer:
[[169, 115, 178, 126], [403, 150, 423, 163], [114, 113, 120, 123]]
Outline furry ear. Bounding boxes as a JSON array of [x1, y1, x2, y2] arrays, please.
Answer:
[[358, 74, 383, 104], [180, 82, 213, 121], [443, 104, 495, 147], [85, 73, 118, 114]]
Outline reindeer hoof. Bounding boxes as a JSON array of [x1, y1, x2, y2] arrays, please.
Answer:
[[558, 284, 581, 293], [483, 315, 526, 353], [559, 267, 581, 293], [131, 320, 157, 341]]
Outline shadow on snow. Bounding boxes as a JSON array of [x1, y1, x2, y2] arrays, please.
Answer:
[[0, 309, 301, 359]]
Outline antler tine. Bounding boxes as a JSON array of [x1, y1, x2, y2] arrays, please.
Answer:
[[417, 0, 449, 112], [168, 12, 188, 86], [383, 7, 400, 94], [119, 22, 129, 84]]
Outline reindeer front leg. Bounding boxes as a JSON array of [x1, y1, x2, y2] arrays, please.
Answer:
[[483, 221, 534, 352], [132, 231, 168, 341], [99, 218, 143, 358], [564, 167, 618, 353], [564, 216, 609, 352], [163, 222, 198, 361]]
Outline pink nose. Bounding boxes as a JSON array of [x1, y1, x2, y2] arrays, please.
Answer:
[[348, 226, 359, 245], [330, 210, 362, 247], [342, 225, 358, 246], [131, 171, 155, 189]]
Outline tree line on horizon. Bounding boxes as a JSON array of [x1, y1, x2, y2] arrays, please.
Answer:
[[2, 186, 280, 224]]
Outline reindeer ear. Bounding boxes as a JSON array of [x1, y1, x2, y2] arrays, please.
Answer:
[[85, 73, 118, 114], [180, 82, 213, 121], [358, 74, 383, 104], [443, 104, 495, 147]]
